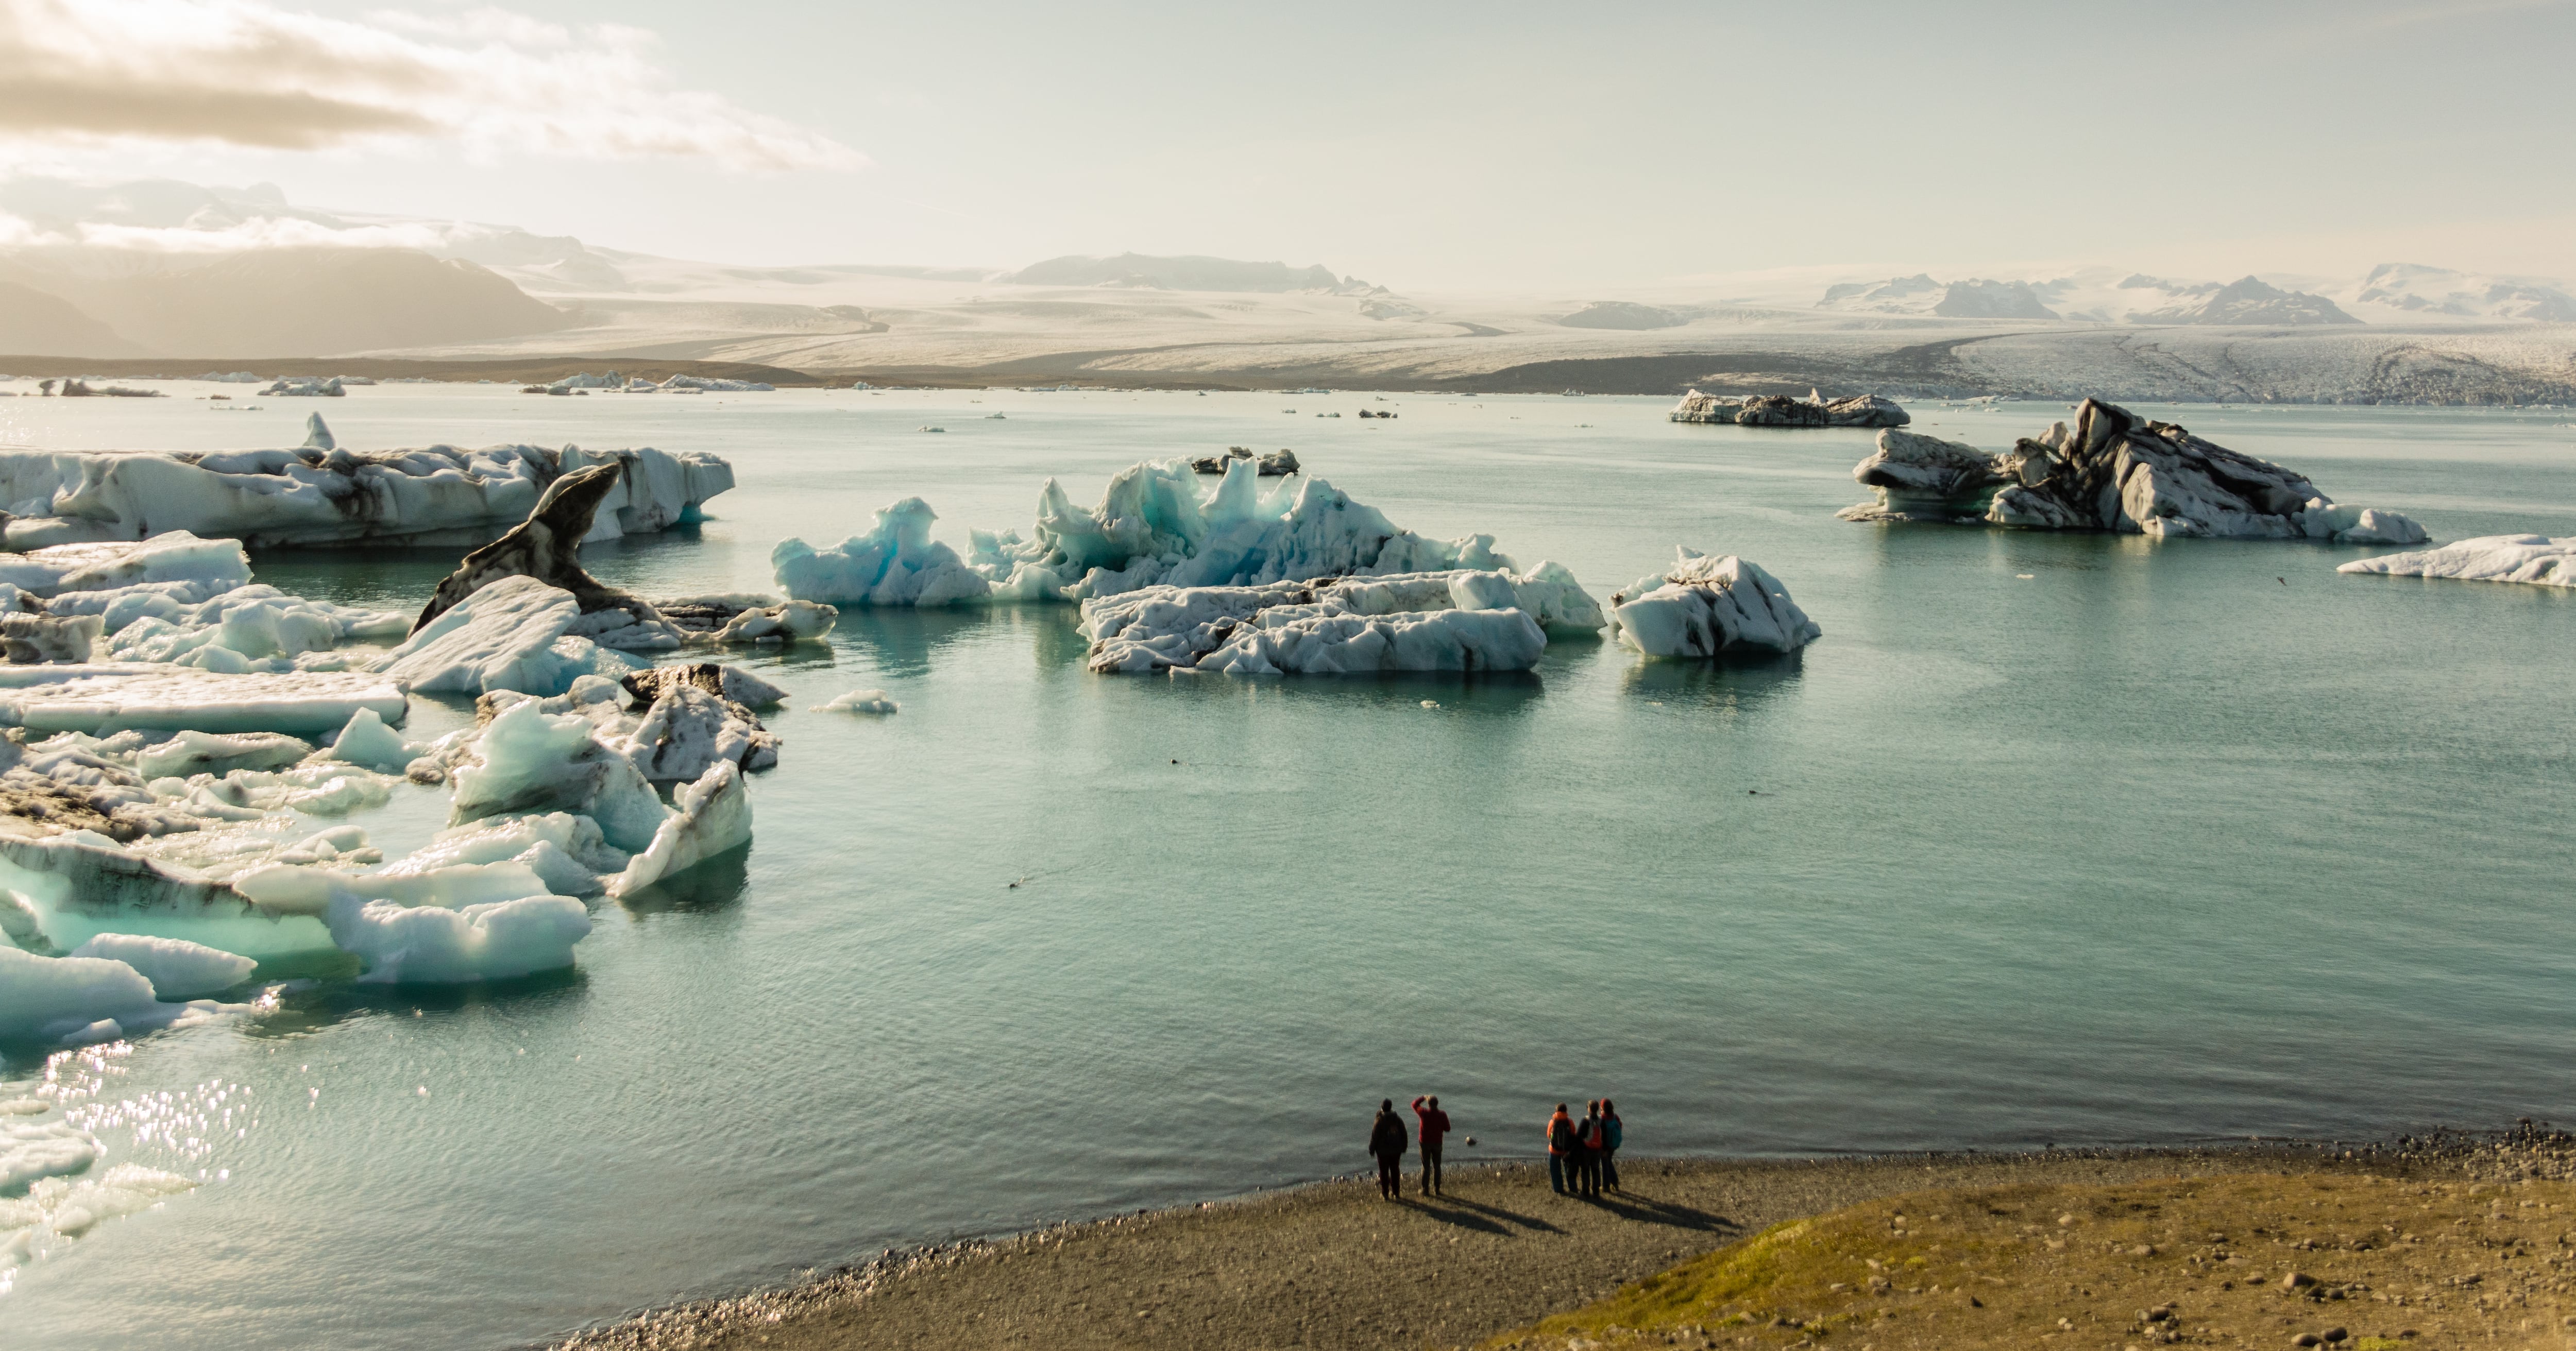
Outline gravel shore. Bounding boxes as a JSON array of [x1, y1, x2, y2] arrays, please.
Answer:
[[557, 1145, 2379, 1351]]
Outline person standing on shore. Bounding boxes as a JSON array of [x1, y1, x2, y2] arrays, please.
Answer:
[[1411, 1095, 1450, 1197], [1545, 1102, 1577, 1194], [1600, 1098, 1623, 1193], [1576, 1101, 1604, 1198], [1369, 1099, 1409, 1200]]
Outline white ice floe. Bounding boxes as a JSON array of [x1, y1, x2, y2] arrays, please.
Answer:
[[1840, 400, 2427, 544], [1605, 549, 1823, 660], [0, 415, 733, 550], [369, 575, 636, 697], [0, 945, 237, 1047], [0, 668, 409, 735], [323, 890, 591, 985], [63, 934, 256, 999], [2, 1114, 94, 1199], [818, 689, 898, 714], [609, 762, 750, 898], [0, 533, 405, 678], [2, 1161, 199, 1284], [1081, 566, 1584, 675], [776, 457, 1546, 608], [375, 813, 625, 899], [2337, 534, 2576, 586], [651, 593, 838, 645]]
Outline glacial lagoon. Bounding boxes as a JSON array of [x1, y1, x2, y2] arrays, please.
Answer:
[[3, 385, 2572, 1349]]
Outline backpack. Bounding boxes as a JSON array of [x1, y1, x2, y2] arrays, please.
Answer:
[[1549, 1116, 1574, 1151]]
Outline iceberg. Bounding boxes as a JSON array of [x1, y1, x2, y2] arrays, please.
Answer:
[[1839, 399, 2428, 544], [322, 708, 424, 773], [817, 689, 898, 714], [650, 594, 837, 644], [0, 668, 409, 736], [62, 934, 256, 999], [776, 457, 1552, 609], [2337, 534, 2576, 586], [1080, 566, 1586, 674], [0, 415, 732, 550], [1672, 388, 1909, 427], [322, 890, 590, 985], [446, 701, 668, 852], [608, 762, 751, 898], [1605, 549, 1823, 660]]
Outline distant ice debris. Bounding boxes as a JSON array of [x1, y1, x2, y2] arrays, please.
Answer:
[[818, 690, 898, 714], [1669, 388, 1908, 428], [2337, 534, 2576, 586], [1555, 301, 1686, 331], [776, 457, 1548, 610], [1838, 398, 2428, 544], [260, 377, 344, 397], [1605, 550, 1822, 660], [658, 375, 773, 392], [0, 414, 732, 550], [1080, 566, 1596, 675], [1188, 446, 1300, 476]]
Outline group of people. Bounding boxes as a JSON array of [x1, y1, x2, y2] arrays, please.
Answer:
[[1545, 1099, 1622, 1196], [1364, 1095, 1624, 1200]]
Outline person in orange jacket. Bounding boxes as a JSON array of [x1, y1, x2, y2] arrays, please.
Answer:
[[1411, 1095, 1451, 1197], [1545, 1102, 1577, 1194]]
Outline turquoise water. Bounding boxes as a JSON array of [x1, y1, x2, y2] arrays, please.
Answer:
[[3, 387, 2573, 1349]]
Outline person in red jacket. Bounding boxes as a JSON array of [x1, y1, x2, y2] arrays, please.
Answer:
[[1367, 1099, 1408, 1200], [1545, 1102, 1577, 1194], [1411, 1095, 1451, 1197]]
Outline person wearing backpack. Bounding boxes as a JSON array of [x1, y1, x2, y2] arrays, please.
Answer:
[[1368, 1099, 1409, 1200], [1411, 1095, 1451, 1198], [1599, 1098, 1624, 1192], [1544, 1102, 1577, 1194], [1574, 1101, 1603, 1198]]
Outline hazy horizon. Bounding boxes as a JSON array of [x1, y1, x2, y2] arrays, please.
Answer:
[[3, 0, 2572, 290]]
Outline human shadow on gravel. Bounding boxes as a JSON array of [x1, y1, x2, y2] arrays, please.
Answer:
[[1579, 1191, 1737, 1232], [1402, 1195, 1566, 1235]]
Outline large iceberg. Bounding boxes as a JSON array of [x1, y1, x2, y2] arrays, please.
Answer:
[[1670, 388, 1909, 427], [0, 415, 731, 550], [1604, 549, 1822, 660], [1838, 399, 2427, 543], [411, 461, 680, 651], [2337, 534, 2576, 586], [1080, 566, 1592, 675], [369, 576, 638, 698], [776, 457, 1549, 608]]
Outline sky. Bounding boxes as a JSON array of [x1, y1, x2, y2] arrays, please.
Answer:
[[1, 0, 2572, 290]]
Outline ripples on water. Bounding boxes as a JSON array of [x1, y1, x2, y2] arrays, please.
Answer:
[[2, 389, 2572, 1349]]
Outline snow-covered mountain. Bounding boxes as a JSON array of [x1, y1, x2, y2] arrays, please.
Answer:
[[2347, 263, 2576, 323]]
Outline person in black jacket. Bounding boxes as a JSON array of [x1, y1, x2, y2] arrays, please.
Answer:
[[1368, 1099, 1409, 1200]]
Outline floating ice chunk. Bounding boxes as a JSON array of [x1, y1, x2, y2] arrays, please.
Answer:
[[323, 708, 424, 773], [324, 891, 591, 985], [0, 667, 408, 736], [1080, 566, 1584, 674], [63, 933, 255, 999], [0, 437, 730, 552], [371, 575, 634, 697], [0, 946, 223, 1046], [616, 685, 777, 781], [447, 702, 667, 852], [623, 662, 787, 709], [133, 730, 310, 779], [1, 1116, 95, 1192], [2, 1162, 198, 1285], [233, 858, 559, 917], [2338, 533, 2576, 585], [818, 689, 898, 714], [0, 612, 101, 663], [14, 533, 254, 597], [609, 761, 750, 897], [413, 462, 684, 651], [1606, 549, 1823, 660], [772, 498, 993, 606], [652, 594, 838, 645]]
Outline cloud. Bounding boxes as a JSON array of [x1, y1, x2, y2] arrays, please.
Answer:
[[0, 0, 865, 171]]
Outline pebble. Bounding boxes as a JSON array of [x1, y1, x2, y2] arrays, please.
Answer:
[[2281, 1271, 2315, 1289]]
